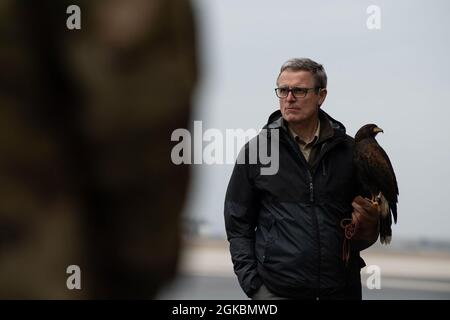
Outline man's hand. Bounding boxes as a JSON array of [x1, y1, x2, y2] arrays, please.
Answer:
[[342, 196, 381, 253]]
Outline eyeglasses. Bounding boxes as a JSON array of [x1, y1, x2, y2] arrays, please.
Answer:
[[274, 87, 319, 98]]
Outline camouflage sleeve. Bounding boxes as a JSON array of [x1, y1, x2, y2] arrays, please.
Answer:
[[0, 0, 197, 298]]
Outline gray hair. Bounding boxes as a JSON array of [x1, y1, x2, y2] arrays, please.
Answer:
[[277, 58, 327, 89]]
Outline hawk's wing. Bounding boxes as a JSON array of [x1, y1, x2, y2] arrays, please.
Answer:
[[355, 139, 399, 223]]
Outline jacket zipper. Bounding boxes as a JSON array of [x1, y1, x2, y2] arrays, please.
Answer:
[[308, 171, 314, 203], [282, 131, 321, 292], [281, 130, 346, 296], [308, 170, 321, 295]]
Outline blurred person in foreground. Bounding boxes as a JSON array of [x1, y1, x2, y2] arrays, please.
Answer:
[[0, 0, 197, 298], [224, 58, 379, 300]]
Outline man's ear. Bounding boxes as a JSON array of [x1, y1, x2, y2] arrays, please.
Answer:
[[318, 88, 327, 107]]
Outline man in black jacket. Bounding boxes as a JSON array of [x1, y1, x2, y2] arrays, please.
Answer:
[[224, 58, 378, 300]]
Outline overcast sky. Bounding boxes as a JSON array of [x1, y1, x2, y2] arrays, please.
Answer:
[[182, 0, 450, 241]]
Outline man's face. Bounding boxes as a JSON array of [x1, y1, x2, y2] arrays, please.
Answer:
[[277, 70, 327, 125]]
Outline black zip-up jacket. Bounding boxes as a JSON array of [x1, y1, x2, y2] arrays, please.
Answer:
[[224, 109, 365, 299]]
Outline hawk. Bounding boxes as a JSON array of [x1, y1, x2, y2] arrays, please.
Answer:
[[354, 124, 399, 244]]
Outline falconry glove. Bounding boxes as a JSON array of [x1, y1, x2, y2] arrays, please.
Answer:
[[341, 196, 380, 263]]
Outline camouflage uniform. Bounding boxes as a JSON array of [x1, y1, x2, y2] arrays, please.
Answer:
[[0, 0, 197, 298]]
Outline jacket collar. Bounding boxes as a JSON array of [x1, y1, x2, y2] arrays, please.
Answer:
[[264, 109, 347, 142]]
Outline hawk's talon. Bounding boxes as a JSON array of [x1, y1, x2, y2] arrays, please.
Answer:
[[369, 194, 379, 207]]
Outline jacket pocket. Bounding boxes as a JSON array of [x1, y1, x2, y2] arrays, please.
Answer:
[[255, 214, 276, 263]]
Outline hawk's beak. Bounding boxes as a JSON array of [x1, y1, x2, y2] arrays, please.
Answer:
[[373, 127, 384, 134]]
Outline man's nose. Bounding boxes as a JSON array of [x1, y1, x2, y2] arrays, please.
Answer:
[[286, 91, 296, 102]]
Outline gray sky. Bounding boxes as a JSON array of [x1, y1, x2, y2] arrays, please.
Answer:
[[183, 0, 450, 241]]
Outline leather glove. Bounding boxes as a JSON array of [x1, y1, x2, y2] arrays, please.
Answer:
[[341, 196, 380, 263]]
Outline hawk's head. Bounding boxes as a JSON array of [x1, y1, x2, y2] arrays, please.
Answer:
[[355, 124, 383, 142]]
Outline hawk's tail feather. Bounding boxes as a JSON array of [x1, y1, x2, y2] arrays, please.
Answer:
[[379, 214, 392, 245], [378, 192, 390, 219], [392, 203, 398, 224]]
